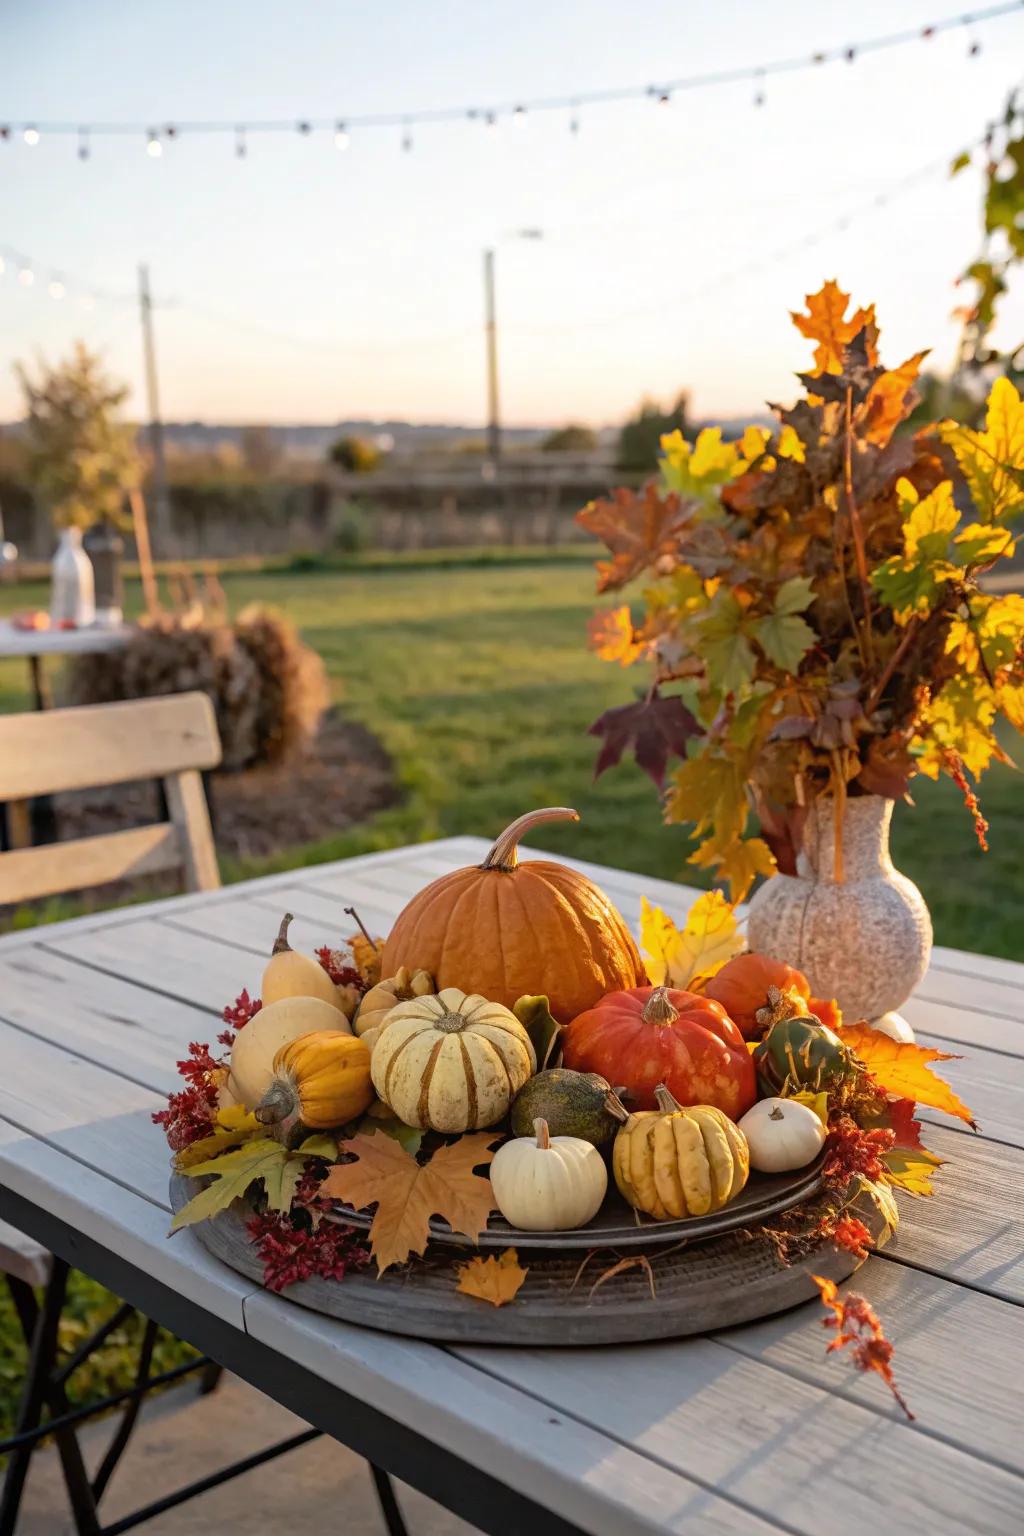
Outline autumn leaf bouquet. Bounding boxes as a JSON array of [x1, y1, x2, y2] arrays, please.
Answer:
[[582, 281, 1024, 902]]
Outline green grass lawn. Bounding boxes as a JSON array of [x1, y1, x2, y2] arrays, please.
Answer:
[[1, 548, 1021, 1440], [2, 548, 1022, 957]]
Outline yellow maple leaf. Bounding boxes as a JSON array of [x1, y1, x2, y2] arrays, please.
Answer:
[[940, 375, 1024, 523], [687, 831, 776, 906], [791, 280, 878, 376], [640, 890, 743, 989], [999, 680, 1024, 733], [862, 351, 929, 445], [588, 604, 644, 665], [788, 1090, 830, 1127], [173, 1108, 262, 1170], [456, 1248, 528, 1307], [882, 1146, 944, 1197], [321, 1131, 500, 1274], [838, 1024, 977, 1128]]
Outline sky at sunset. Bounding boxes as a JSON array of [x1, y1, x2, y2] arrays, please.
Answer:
[[1, 0, 1023, 428]]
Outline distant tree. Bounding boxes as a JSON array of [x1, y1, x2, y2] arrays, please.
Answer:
[[16, 342, 139, 528], [904, 371, 983, 433], [541, 423, 598, 453], [617, 392, 691, 473], [328, 434, 381, 474], [240, 425, 282, 476]]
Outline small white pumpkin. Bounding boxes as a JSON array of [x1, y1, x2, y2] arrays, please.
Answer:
[[490, 1118, 608, 1231], [870, 1011, 915, 1044], [738, 1097, 825, 1173]]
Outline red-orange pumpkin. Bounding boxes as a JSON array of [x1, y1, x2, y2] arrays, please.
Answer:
[[561, 985, 757, 1118], [381, 808, 646, 1022], [704, 953, 841, 1040]]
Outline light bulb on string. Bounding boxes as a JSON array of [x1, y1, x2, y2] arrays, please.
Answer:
[[146, 131, 162, 158], [964, 18, 982, 56], [401, 120, 413, 153], [296, 121, 312, 136], [18, 267, 34, 287], [334, 121, 349, 150], [485, 110, 497, 130], [658, 90, 671, 108], [235, 126, 247, 159], [753, 68, 766, 108], [0, 126, 11, 142], [23, 126, 39, 146], [845, 46, 857, 63], [48, 280, 65, 300], [78, 127, 90, 161], [512, 105, 526, 127], [569, 101, 580, 135]]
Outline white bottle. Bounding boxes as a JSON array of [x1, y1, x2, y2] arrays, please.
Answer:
[[50, 526, 95, 626]]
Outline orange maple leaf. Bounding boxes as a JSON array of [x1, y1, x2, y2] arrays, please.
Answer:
[[838, 1024, 977, 1129], [588, 605, 644, 665], [456, 1247, 529, 1307], [576, 484, 692, 592], [321, 1131, 499, 1274], [812, 1275, 913, 1419], [861, 350, 930, 444], [791, 280, 878, 376]]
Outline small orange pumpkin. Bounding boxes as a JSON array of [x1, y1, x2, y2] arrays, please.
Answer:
[[562, 985, 757, 1119], [381, 807, 645, 1021], [704, 952, 842, 1040]]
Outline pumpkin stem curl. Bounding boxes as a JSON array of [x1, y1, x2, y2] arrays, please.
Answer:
[[534, 1117, 552, 1150], [481, 807, 580, 872], [254, 1073, 301, 1141], [642, 987, 680, 1026], [272, 913, 294, 955], [653, 1082, 684, 1114]]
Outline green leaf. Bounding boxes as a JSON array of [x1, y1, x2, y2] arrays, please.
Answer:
[[170, 1139, 291, 1232], [870, 555, 958, 623], [513, 994, 564, 1068], [950, 149, 972, 175], [352, 1110, 423, 1157], [696, 591, 756, 694], [901, 480, 959, 560], [296, 1132, 341, 1162], [953, 523, 1015, 566], [773, 575, 816, 615], [749, 611, 816, 673]]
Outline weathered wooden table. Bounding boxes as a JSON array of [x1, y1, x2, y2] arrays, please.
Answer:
[[0, 839, 1022, 1535]]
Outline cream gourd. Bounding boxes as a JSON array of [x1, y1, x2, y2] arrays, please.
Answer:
[[490, 1119, 607, 1231], [229, 996, 348, 1108], [262, 913, 350, 1014], [737, 1097, 826, 1173]]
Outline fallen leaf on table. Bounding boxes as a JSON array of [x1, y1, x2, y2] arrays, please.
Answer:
[[171, 1139, 291, 1231], [881, 1146, 944, 1196], [640, 890, 743, 989], [838, 1024, 977, 1129], [456, 1248, 528, 1307], [321, 1131, 500, 1274], [173, 1109, 262, 1169]]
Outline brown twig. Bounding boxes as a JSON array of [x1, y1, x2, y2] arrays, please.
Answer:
[[844, 385, 875, 667], [864, 621, 921, 717], [344, 906, 382, 953]]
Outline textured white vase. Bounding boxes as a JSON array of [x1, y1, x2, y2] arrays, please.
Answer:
[[50, 526, 95, 626], [746, 795, 932, 1021]]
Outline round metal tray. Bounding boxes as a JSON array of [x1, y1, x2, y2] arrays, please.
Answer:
[[324, 1152, 827, 1251]]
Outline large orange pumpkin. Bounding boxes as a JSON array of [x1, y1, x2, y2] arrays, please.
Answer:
[[703, 953, 841, 1040], [381, 807, 645, 1021], [562, 985, 757, 1118]]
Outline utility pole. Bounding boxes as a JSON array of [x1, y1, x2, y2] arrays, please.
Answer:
[[138, 263, 171, 549], [483, 248, 500, 467]]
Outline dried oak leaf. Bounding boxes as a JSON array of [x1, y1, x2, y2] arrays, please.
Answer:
[[589, 689, 699, 786], [838, 1024, 977, 1129], [577, 484, 692, 592], [456, 1248, 528, 1307], [812, 1275, 914, 1420], [321, 1131, 500, 1274]]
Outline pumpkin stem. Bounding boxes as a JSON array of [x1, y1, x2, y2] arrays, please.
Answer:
[[653, 1082, 684, 1114], [642, 987, 679, 1026], [345, 905, 382, 954], [755, 985, 802, 1031], [480, 807, 580, 872], [272, 913, 294, 955], [534, 1117, 552, 1150], [769, 1104, 785, 1120], [603, 1089, 630, 1124], [255, 1075, 300, 1131]]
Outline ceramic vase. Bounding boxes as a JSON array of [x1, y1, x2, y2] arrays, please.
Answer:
[[50, 526, 95, 626], [745, 795, 932, 1021]]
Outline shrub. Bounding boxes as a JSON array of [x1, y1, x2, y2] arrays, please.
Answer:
[[329, 435, 381, 474], [616, 392, 691, 473], [542, 424, 598, 453]]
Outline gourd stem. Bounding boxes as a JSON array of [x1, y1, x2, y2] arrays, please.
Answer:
[[534, 1117, 551, 1150], [255, 1077, 298, 1126], [272, 913, 294, 955], [653, 1082, 683, 1114], [642, 987, 680, 1026], [604, 1089, 630, 1124], [480, 807, 580, 872], [345, 905, 382, 954]]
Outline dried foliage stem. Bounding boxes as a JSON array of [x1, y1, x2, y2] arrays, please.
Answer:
[[843, 386, 874, 668]]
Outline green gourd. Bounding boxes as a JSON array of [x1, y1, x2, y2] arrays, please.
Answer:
[[752, 1014, 858, 1097], [510, 1069, 627, 1147]]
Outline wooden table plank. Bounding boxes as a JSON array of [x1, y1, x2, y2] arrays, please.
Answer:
[[243, 1292, 789, 1536]]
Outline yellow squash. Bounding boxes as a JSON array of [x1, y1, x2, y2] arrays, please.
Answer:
[[612, 1083, 749, 1220], [229, 995, 347, 1108], [256, 1030, 373, 1137], [262, 913, 350, 1014]]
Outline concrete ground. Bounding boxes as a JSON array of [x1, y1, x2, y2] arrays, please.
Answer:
[[15, 1374, 478, 1535]]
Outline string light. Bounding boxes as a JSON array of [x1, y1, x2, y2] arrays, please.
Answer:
[[753, 67, 766, 108], [0, 127, 10, 142], [401, 120, 413, 153], [334, 121, 349, 150], [78, 127, 90, 160], [513, 105, 526, 126], [146, 130, 162, 158], [8, 3, 1018, 158], [18, 267, 34, 286], [235, 125, 247, 158], [48, 279, 65, 299]]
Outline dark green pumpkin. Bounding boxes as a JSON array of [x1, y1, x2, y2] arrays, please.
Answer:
[[510, 1069, 626, 1146], [753, 1014, 857, 1096]]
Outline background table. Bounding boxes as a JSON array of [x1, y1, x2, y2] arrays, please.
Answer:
[[0, 839, 1022, 1535]]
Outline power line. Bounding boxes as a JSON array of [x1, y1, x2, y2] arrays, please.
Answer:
[[0, 3, 1018, 152]]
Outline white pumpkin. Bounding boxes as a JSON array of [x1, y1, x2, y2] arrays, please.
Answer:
[[738, 1097, 826, 1173], [490, 1118, 608, 1231], [229, 995, 348, 1108], [870, 1011, 915, 1044], [370, 987, 536, 1133]]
